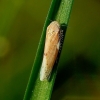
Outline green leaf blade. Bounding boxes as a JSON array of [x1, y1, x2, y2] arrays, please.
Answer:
[[23, 0, 74, 100]]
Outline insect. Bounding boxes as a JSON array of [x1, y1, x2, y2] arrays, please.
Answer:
[[40, 21, 61, 81]]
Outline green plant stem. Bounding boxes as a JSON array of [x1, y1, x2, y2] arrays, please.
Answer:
[[23, 0, 74, 100]]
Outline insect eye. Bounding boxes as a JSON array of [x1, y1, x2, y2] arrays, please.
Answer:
[[51, 30, 55, 34]]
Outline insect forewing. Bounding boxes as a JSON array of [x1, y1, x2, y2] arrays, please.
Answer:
[[40, 21, 60, 81]]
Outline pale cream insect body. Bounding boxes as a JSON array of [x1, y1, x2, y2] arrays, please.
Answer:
[[40, 21, 60, 81]]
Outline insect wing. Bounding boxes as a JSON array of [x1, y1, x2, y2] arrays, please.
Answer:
[[40, 21, 60, 81]]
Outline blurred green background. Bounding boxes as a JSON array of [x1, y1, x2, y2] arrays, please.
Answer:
[[0, 0, 100, 100]]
